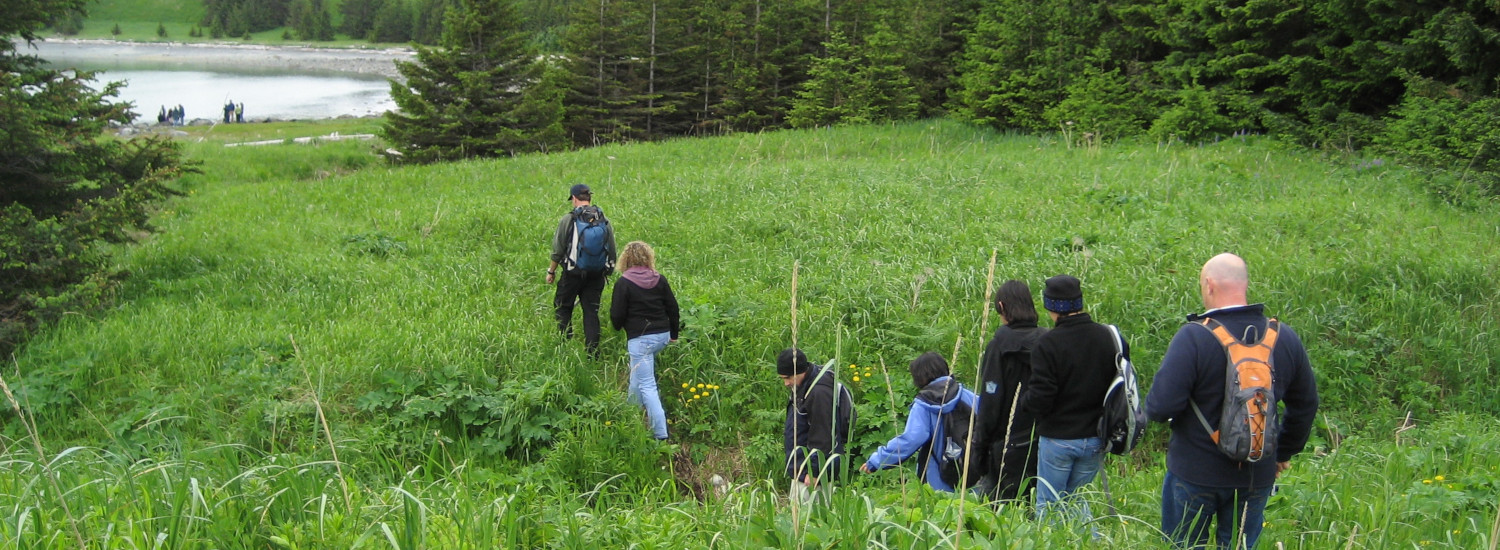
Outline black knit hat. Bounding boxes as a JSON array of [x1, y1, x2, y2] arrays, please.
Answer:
[[1043, 274, 1084, 313], [777, 348, 814, 376]]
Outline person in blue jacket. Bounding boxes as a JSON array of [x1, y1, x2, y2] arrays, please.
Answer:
[[860, 352, 978, 492]]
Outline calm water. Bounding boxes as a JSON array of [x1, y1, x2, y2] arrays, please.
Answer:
[[33, 41, 398, 123]]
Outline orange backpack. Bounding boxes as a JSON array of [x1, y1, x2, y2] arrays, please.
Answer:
[[1190, 318, 1280, 463]]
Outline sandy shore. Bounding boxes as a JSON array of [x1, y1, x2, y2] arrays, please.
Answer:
[[28, 38, 416, 79]]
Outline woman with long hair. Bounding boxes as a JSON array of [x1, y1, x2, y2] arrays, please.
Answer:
[[609, 241, 680, 440]]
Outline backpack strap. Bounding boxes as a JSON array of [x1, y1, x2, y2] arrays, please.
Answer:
[[1104, 324, 1125, 422]]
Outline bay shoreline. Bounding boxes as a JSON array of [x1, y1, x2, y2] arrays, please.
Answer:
[[29, 38, 416, 79]]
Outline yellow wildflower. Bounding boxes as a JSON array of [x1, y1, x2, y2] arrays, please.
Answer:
[[605, 421, 612, 426], [853, 376, 861, 382], [698, 383, 705, 389], [682, 383, 689, 388], [1423, 479, 1433, 484], [693, 394, 701, 400], [1435, 475, 1445, 481]]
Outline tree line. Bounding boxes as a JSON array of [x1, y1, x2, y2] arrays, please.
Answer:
[[385, 0, 1498, 200]]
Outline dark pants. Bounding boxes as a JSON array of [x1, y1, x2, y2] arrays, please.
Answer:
[[994, 440, 1039, 502], [1161, 470, 1273, 549], [554, 269, 606, 355]]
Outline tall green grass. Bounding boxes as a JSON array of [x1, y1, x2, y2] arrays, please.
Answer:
[[3, 120, 1499, 546], [2, 415, 1497, 547]]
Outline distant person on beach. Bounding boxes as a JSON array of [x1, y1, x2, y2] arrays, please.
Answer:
[[609, 241, 679, 441], [224, 101, 235, 123], [973, 279, 1047, 503], [236, 102, 244, 123], [158, 106, 167, 124], [1146, 253, 1319, 549], [547, 184, 616, 358]]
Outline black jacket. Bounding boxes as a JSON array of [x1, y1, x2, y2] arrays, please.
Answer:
[[973, 322, 1046, 469], [784, 366, 855, 482], [1145, 304, 1319, 488], [609, 269, 680, 339], [1024, 312, 1128, 440]]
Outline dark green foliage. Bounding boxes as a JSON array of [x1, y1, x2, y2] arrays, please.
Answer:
[[411, 0, 455, 45], [382, 0, 559, 163], [342, 232, 408, 257], [111, 23, 121, 35], [50, 9, 85, 35], [1, 7, 189, 351], [340, 0, 384, 39], [950, 0, 1117, 131], [1149, 86, 1238, 144], [202, 0, 291, 37], [356, 366, 582, 459], [288, 0, 336, 41], [1044, 65, 1154, 143], [1375, 85, 1500, 204], [370, 0, 413, 43], [559, 0, 648, 146], [787, 29, 919, 128], [156, 21, 167, 37]]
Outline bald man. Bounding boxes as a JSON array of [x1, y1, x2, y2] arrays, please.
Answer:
[[1146, 253, 1319, 549]]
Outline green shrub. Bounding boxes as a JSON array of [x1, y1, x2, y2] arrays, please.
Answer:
[[1044, 66, 1157, 145], [1375, 85, 1500, 204], [1149, 86, 1239, 144]]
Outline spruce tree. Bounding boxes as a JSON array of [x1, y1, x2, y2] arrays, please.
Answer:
[[786, 31, 859, 127], [3, 0, 187, 348], [381, 0, 553, 163], [559, 0, 646, 146]]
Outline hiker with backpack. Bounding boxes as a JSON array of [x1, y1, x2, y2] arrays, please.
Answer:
[[1146, 253, 1319, 549], [859, 352, 980, 493], [1024, 274, 1128, 525], [547, 184, 617, 358], [609, 241, 680, 441], [972, 280, 1048, 502], [778, 348, 856, 504]]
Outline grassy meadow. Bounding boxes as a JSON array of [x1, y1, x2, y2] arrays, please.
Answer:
[[4, 120, 1500, 547]]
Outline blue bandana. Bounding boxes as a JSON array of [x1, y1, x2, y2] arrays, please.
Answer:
[[1044, 296, 1083, 314]]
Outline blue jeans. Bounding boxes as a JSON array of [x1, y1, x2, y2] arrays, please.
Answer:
[[1161, 470, 1273, 549], [1035, 436, 1104, 525], [627, 332, 671, 439]]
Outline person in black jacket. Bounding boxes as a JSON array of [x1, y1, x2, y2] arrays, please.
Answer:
[[1024, 274, 1126, 526], [1146, 253, 1318, 549], [778, 348, 855, 504], [609, 241, 679, 440], [973, 279, 1047, 503]]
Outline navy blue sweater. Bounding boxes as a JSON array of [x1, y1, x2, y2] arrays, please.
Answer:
[[1145, 304, 1319, 488]]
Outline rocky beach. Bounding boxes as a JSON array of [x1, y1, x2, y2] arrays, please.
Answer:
[[31, 38, 415, 78]]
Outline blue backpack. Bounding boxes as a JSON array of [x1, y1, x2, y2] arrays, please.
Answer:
[[570, 206, 612, 273]]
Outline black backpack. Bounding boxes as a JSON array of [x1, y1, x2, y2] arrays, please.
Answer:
[[569, 206, 612, 273], [935, 390, 983, 489], [1098, 324, 1147, 455]]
